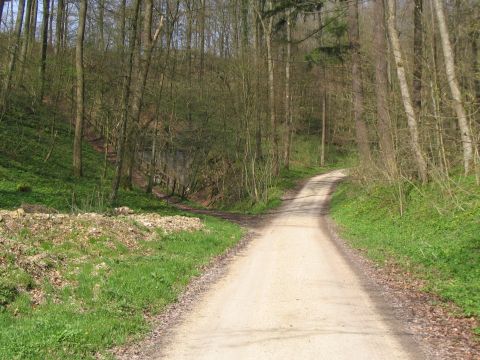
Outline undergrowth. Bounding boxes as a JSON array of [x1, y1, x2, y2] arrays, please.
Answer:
[[221, 138, 355, 214]]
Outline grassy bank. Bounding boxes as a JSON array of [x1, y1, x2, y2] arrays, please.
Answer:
[[0, 98, 244, 358], [0, 97, 157, 212], [0, 215, 242, 359], [330, 177, 480, 322]]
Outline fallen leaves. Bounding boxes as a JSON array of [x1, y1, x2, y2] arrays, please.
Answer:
[[0, 207, 204, 307]]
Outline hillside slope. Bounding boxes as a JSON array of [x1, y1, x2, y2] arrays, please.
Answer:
[[0, 100, 243, 359]]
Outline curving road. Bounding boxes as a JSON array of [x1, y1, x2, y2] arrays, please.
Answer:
[[156, 170, 423, 359]]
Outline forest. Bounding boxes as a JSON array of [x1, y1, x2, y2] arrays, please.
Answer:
[[0, 0, 478, 204], [1, 0, 479, 208], [0, 0, 479, 358]]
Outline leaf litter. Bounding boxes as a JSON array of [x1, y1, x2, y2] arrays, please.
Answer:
[[0, 206, 203, 306]]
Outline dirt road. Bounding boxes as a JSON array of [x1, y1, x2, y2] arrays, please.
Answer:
[[153, 170, 424, 359]]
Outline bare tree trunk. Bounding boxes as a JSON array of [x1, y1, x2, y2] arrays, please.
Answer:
[[62, 0, 68, 49], [126, 2, 164, 188], [146, 125, 158, 194], [110, 0, 142, 203], [1, 0, 26, 109], [131, 5, 164, 124], [432, 0, 473, 174], [0, 0, 4, 24], [186, 0, 192, 79], [20, 0, 34, 76], [30, 0, 38, 43], [386, 0, 428, 182], [39, 0, 50, 101], [283, 8, 292, 170], [73, 0, 87, 177], [427, 0, 448, 174], [49, 0, 54, 47], [413, 0, 423, 115], [199, 0, 206, 79], [346, 0, 371, 164], [321, 90, 326, 167], [252, 0, 262, 160], [374, 0, 397, 178], [98, 0, 105, 51], [119, 0, 127, 48], [472, 30, 480, 106], [265, 0, 279, 174], [55, 0, 64, 54], [241, 0, 248, 53]]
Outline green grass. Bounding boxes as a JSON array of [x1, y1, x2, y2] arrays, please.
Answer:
[[0, 216, 242, 359], [330, 177, 480, 321], [0, 97, 244, 358], [0, 96, 168, 213]]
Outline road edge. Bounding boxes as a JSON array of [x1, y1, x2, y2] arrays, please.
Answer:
[[110, 173, 314, 359], [322, 176, 479, 359]]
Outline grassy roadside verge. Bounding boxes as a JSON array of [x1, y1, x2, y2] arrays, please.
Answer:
[[0, 215, 243, 359], [330, 177, 480, 326]]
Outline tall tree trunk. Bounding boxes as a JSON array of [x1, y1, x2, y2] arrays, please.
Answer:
[[62, 1, 68, 49], [266, 0, 279, 174], [199, 0, 206, 79], [471, 5, 480, 107], [20, 0, 34, 76], [130, 4, 164, 124], [126, 2, 164, 188], [386, 0, 428, 182], [110, 0, 142, 203], [253, 0, 262, 160], [119, 0, 127, 48], [432, 0, 473, 175], [413, 0, 423, 115], [55, 0, 64, 54], [186, 0, 192, 80], [374, 0, 397, 178], [283, 8, 292, 169], [30, 0, 38, 43], [146, 124, 158, 194], [1, 0, 26, 109], [241, 0, 248, 53], [0, 0, 5, 26], [39, 0, 50, 101], [346, 0, 371, 164], [99, 0, 105, 51], [73, 0, 87, 177], [428, 1, 448, 175], [320, 90, 326, 167], [472, 30, 480, 106], [48, 0, 54, 47]]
